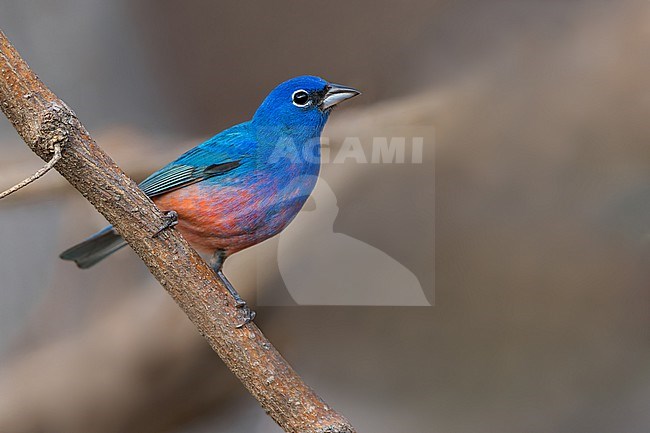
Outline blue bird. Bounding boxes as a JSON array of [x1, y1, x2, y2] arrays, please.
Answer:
[[60, 75, 360, 326]]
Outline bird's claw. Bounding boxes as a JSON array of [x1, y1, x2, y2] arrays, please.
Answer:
[[234, 298, 247, 308], [153, 210, 178, 238], [235, 303, 256, 328]]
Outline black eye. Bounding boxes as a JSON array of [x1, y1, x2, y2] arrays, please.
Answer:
[[292, 90, 310, 107]]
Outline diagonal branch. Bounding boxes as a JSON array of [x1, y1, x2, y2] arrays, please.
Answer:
[[0, 29, 356, 433], [0, 139, 61, 199]]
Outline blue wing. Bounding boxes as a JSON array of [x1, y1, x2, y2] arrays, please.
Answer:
[[139, 122, 254, 198]]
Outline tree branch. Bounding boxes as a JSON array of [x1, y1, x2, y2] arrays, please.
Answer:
[[0, 138, 61, 199], [0, 29, 356, 433]]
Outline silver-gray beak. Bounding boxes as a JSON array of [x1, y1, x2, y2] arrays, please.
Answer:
[[321, 84, 361, 110]]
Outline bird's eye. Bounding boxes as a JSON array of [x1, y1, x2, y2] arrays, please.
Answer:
[[292, 90, 310, 107]]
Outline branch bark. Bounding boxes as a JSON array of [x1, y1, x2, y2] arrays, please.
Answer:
[[0, 29, 356, 433]]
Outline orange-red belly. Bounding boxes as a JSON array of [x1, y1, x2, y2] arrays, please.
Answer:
[[153, 182, 303, 256]]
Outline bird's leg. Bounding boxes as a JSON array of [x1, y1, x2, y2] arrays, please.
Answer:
[[218, 270, 247, 308], [152, 210, 178, 238], [209, 250, 256, 328]]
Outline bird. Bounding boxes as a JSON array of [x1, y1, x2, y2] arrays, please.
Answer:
[[60, 75, 360, 327]]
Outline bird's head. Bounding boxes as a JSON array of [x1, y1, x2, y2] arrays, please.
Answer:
[[252, 75, 360, 143]]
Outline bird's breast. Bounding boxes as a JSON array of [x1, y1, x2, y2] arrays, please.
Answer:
[[152, 169, 316, 254]]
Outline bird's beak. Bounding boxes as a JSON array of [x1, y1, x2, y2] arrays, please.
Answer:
[[321, 84, 361, 110]]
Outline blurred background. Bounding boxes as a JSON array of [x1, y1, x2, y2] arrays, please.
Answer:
[[0, 0, 649, 432]]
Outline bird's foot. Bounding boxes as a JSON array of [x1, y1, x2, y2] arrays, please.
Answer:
[[153, 210, 178, 238], [235, 302, 256, 328], [212, 260, 256, 328]]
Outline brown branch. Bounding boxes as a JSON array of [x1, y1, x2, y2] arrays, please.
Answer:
[[0, 138, 61, 199], [0, 29, 356, 433]]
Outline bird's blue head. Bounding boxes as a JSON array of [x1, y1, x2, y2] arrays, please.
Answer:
[[252, 75, 360, 145]]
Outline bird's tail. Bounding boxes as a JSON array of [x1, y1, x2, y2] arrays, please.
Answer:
[[59, 226, 127, 269]]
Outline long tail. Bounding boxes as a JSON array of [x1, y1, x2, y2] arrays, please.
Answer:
[[59, 226, 127, 269]]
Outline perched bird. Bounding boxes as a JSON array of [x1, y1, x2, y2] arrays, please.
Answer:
[[60, 75, 360, 326]]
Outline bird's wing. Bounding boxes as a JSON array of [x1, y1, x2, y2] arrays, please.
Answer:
[[138, 122, 254, 198], [139, 159, 241, 197]]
